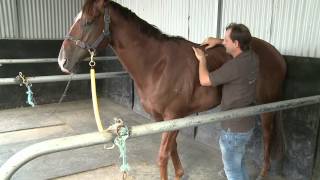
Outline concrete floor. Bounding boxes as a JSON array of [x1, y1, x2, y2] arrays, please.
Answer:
[[0, 98, 283, 180]]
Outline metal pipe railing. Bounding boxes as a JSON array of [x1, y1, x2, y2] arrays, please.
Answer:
[[0, 132, 115, 179], [1, 95, 320, 179], [0, 56, 117, 64], [0, 72, 128, 85]]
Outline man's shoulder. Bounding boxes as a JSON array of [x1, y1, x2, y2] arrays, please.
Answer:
[[237, 50, 259, 64], [221, 57, 238, 70]]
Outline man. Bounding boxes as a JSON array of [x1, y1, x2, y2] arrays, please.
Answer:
[[192, 23, 259, 180]]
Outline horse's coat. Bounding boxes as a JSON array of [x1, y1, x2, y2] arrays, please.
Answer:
[[58, 1, 286, 179]]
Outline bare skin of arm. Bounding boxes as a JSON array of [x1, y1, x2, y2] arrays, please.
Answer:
[[192, 47, 212, 86], [192, 37, 223, 86]]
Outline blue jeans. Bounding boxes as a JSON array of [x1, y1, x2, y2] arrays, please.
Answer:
[[219, 129, 253, 180]]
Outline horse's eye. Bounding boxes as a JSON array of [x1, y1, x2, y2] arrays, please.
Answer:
[[82, 19, 94, 27], [86, 21, 94, 26]]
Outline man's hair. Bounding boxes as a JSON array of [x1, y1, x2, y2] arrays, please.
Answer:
[[226, 23, 252, 51]]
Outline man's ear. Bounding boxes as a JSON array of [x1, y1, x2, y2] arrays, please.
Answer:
[[234, 40, 240, 48]]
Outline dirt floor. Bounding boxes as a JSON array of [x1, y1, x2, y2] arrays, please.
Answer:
[[0, 98, 285, 180]]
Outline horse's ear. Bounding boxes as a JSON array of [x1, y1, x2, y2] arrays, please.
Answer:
[[83, 0, 105, 18], [93, 0, 106, 15]]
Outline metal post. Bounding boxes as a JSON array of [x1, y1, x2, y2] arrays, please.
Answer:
[[0, 72, 128, 85], [0, 56, 117, 64], [1, 95, 320, 179]]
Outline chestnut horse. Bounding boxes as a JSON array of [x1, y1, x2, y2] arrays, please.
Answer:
[[58, 0, 286, 179]]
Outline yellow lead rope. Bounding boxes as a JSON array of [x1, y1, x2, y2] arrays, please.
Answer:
[[89, 51, 130, 179], [89, 51, 105, 132]]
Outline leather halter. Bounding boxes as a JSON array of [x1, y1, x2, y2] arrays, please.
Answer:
[[65, 7, 110, 51]]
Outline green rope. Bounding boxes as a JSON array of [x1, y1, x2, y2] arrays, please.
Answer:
[[17, 72, 35, 107], [26, 85, 35, 107], [114, 126, 130, 173]]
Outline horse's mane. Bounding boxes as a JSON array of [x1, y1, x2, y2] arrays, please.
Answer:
[[108, 1, 185, 41]]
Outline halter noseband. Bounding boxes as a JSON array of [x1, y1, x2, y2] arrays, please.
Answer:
[[65, 7, 111, 51]]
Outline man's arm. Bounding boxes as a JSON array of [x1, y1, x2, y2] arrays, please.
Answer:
[[192, 47, 213, 86]]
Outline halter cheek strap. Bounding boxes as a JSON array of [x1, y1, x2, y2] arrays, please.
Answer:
[[65, 7, 111, 51]]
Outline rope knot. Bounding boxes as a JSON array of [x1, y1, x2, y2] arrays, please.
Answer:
[[16, 72, 36, 107], [105, 117, 130, 178]]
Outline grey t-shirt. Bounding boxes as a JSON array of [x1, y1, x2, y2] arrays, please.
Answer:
[[209, 49, 259, 132]]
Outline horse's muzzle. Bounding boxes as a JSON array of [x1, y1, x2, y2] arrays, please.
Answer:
[[58, 58, 71, 74]]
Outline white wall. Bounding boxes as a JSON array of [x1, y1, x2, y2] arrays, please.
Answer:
[[116, 0, 320, 58], [0, 0, 85, 40], [1, 0, 319, 57]]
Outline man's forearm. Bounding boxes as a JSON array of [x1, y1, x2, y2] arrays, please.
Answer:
[[198, 59, 212, 86]]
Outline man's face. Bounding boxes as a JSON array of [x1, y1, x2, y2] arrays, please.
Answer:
[[222, 29, 238, 55]]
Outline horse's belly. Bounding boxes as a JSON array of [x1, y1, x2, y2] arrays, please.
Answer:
[[189, 86, 221, 113]]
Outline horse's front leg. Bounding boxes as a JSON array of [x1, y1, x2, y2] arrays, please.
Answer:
[[158, 130, 179, 180], [259, 112, 275, 178]]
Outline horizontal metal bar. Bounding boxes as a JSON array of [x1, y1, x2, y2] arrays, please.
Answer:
[[0, 95, 320, 179], [130, 95, 320, 137], [0, 72, 128, 85], [0, 132, 115, 179], [0, 56, 118, 64]]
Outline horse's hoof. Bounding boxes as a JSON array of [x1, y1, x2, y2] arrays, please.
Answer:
[[174, 172, 183, 180], [258, 167, 269, 180], [174, 175, 182, 180], [256, 175, 267, 180], [173, 168, 184, 179]]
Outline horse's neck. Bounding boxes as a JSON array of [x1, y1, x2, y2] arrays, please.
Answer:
[[109, 10, 158, 88]]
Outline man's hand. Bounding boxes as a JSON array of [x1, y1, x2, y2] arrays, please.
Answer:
[[192, 47, 206, 62], [201, 37, 222, 50]]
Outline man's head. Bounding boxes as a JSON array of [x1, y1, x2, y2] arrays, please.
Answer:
[[222, 23, 252, 57]]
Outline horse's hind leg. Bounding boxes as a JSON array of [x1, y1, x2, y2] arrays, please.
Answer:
[[259, 112, 275, 178], [171, 131, 184, 180], [158, 130, 179, 180]]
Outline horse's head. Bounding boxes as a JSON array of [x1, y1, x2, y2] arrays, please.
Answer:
[[58, 0, 110, 73]]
